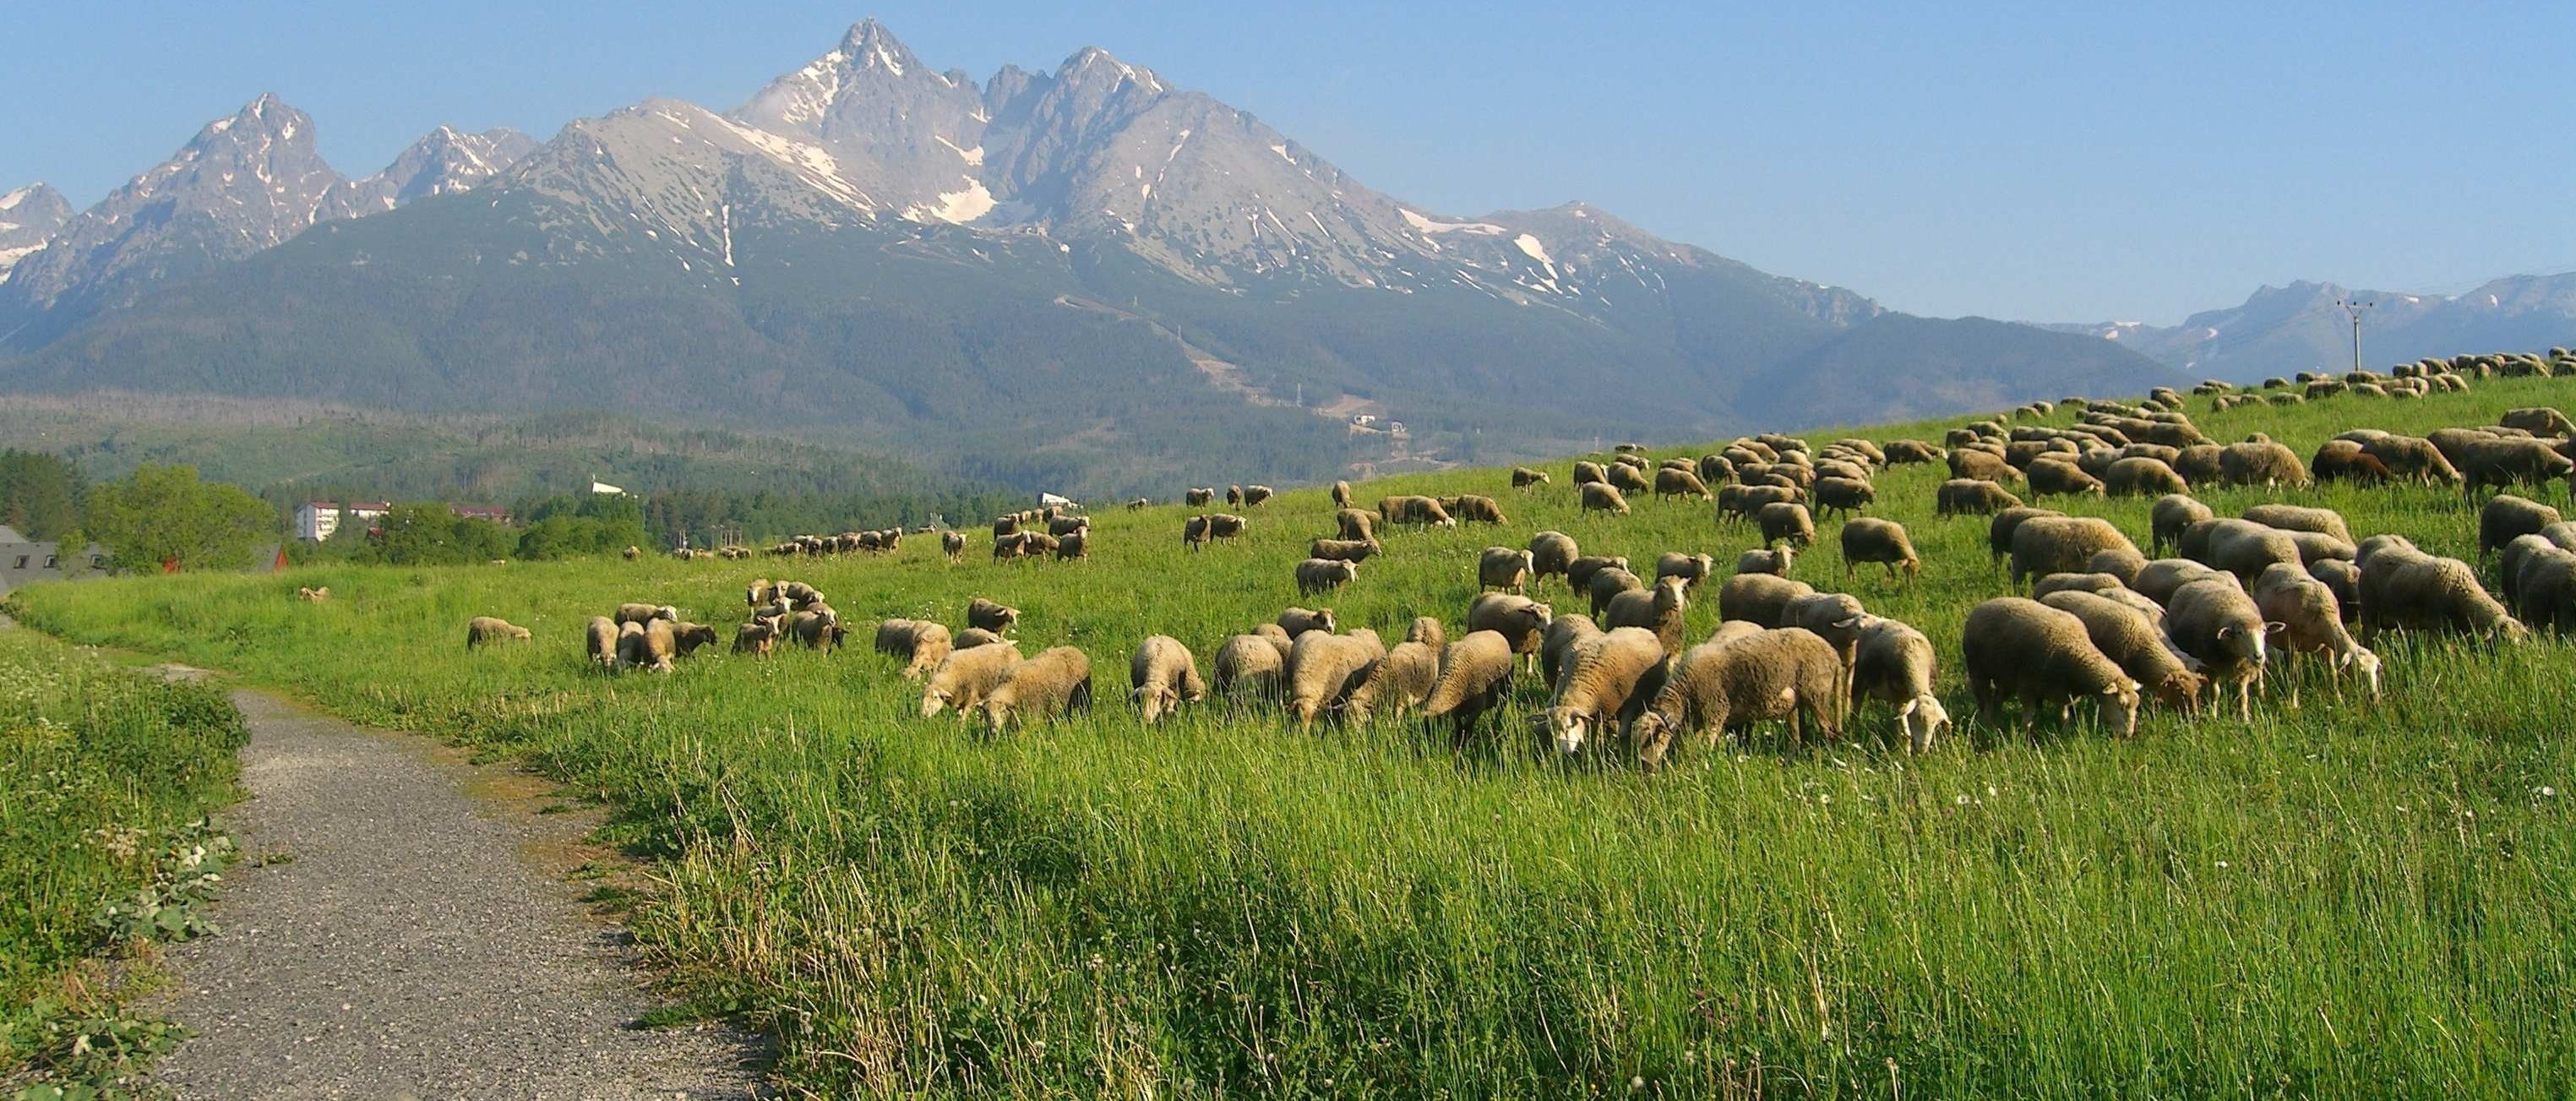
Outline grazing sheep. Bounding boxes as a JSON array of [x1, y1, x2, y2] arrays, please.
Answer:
[[1604, 575, 1691, 652], [1128, 498, 1151, 511], [1206, 515, 1248, 542], [1334, 509, 1378, 542], [1526, 531, 1580, 584], [2360, 548, 2525, 641], [2481, 493, 2562, 556], [1579, 482, 1631, 516], [1653, 466, 1713, 502], [1377, 495, 1457, 527], [745, 580, 776, 609], [1055, 531, 1089, 561], [981, 647, 1095, 733], [2310, 440, 2394, 485], [789, 610, 845, 651], [619, 619, 678, 673], [2359, 434, 2463, 485], [2105, 456, 2189, 497], [1938, 478, 2025, 516], [1696, 454, 1738, 487], [1285, 631, 1386, 727], [2037, 591, 2207, 711], [994, 531, 1034, 560], [1213, 632, 1293, 701], [2173, 444, 2226, 483], [2165, 579, 2274, 722], [1295, 557, 1360, 595], [2149, 495, 2214, 554], [2217, 439, 2309, 489], [2031, 572, 2127, 600], [1347, 640, 1441, 722], [1228, 485, 1244, 506], [1421, 631, 1518, 744], [2010, 516, 2140, 586], [1631, 628, 1842, 766], [1718, 483, 1801, 520], [1572, 461, 1609, 487], [2510, 542, 2576, 633], [1811, 477, 1875, 520], [1332, 481, 1354, 507], [1586, 567, 1645, 619], [2026, 458, 2105, 499], [2086, 547, 2148, 585], [1961, 598, 2143, 738], [1129, 635, 1207, 723], [1883, 439, 1943, 465], [874, 619, 954, 680], [2196, 519, 2303, 582], [2283, 530, 2355, 566], [623, 546, 641, 561], [1544, 627, 1671, 755], [731, 620, 777, 657], [1311, 537, 1381, 564], [1838, 517, 1920, 582], [1404, 616, 1447, 651], [1186, 488, 1216, 506], [1735, 546, 1797, 577], [941, 531, 967, 563], [1277, 607, 1337, 639], [1466, 593, 1554, 656], [1440, 494, 1504, 526], [1539, 614, 1602, 686], [465, 616, 531, 649], [295, 586, 331, 602], [778, 582, 824, 608], [613, 602, 678, 627], [1948, 449, 2021, 483], [2130, 558, 2237, 606], [1849, 618, 1950, 752], [575, 617, 618, 669], [2500, 406, 2575, 437], [1757, 501, 1816, 548], [1784, 591, 1868, 719], [1654, 551, 1718, 591], [966, 597, 1021, 635], [1511, 466, 1551, 489], [1606, 463, 1653, 494], [2239, 504, 2352, 545], [2454, 438, 2573, 500], [1048, 515, 1091, 537], [2252, 564, 2380, 706], [994, 515, 1023, 538], [667, 622, 720, 657], [1717, 572, 1816, 628], [1241, 485, 1276, 508], [1479, 546, 1536, 591], [1564, 554, 1630, 595]]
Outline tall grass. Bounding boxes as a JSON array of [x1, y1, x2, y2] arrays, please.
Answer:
[[13, 378, 2576, 1096]]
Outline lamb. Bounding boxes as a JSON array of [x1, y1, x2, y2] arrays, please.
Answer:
[[980, 647, 1095, 733], [1284, 630, 1386, 727], [941, 531, 967, 563], [1563, 555, 1629, 595], [1241, 485, 1276, 508], [2104, 456, 2189, 497], [1128, 635, 1207, 723], [1213, 632, 1292, 701], [2195, 519, 2302, 582], [1544, 626, 1671, 755], [1811, 477, 1875, 519], [1311, 537, 1382, 563], [1654, 551, 1718, 591], [1756, 501, 1816, 548], [1630, 628, 1842, 766], [465, 616, 531, 649], [1511, 466, 1551, 489], [2481, 493, 2562, 556], [2009, 516, 2140, 586], [1838, 518, 1920, 582], [1579, 482, 1631, 516], [1960, 598, 2142, 737], [731, 619, 777, 657], [2149, 495, 2214, 553], [1586, 567, 1645, 619], [1451, 495, 1509, 524], [1466, 593, 1554, 656], [2165, 578, 2274, 721], [1937, 478, 2024, 516], [2026, 458, 2106, 499], [1849, 618, 1951, 752], [789, 610, 845, 651], [1735, 546, 1796, 577], [1276, 607, 1337, 638], [1294, 557, 1360, 596], [1717, 572, 1816, 628], [874, 619, 954, 680], [2037, 591, 2208, 711], [1335, 509, 1379, 542], [1346, 640, 1440, 722], [1479, 547, 1536, 591], [2252, 564, 2380, 707], [1653, 466, 1713, 502], [1603, 575, 1691, 652], [1379, 495, 1458, 526], [1421, 630, 1519, 744], [613, 602, 678, 627], [2359, 549, 2525, 641]]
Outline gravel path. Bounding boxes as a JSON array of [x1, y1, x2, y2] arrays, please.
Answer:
[[147, 684, 764, 1099]]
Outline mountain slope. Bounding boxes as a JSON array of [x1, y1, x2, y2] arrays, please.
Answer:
[[319, 126, 537, 219], [2050, 275, 2576, 380], [0, 183, 72, 281]]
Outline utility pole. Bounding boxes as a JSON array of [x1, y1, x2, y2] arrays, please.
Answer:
[[2337, 296, 2373, 374]]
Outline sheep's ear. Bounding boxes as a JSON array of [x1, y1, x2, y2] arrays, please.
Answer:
[[2264, 620, 2285, 633]]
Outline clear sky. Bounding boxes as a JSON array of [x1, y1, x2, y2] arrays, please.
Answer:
[[3, 2, 2569, 324]]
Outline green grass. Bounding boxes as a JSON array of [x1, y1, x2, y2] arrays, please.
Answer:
[[11, 377, 2576, 1097], [0, 629, 247, 1085]]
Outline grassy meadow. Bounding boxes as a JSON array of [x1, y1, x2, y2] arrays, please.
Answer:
[[11, 376, 2576, 1097]]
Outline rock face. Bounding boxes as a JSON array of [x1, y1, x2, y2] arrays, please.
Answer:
[[319, 126, 537, 219], [0, 183, 73, 282]]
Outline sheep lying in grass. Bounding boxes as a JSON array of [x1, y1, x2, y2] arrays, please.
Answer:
[[967, 597, 1021, 635], [1423, 630, 1518, 745], [1129, 635, 1207, 723], [466, 616, 531, 649], [1962, 597, 2141, 738], [1544, 626, 1669, 756], [982, 647, 1094, 733], [1631, 627, 1843, 766]]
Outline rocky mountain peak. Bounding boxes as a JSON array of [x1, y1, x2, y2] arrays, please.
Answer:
[[0, 183, 74, 282], [321, 125, 537, 218]]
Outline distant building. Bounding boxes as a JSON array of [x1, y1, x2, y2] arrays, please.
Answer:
[[295, 501, 395, 542], [0, 525, 105, 594], [449, 504, 512, 525]]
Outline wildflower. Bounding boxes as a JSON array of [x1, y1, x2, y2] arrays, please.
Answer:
[[1956, 794, 1970, 805], [2541, 787, 2557, 798], [1631, 1076, 1646, 1090], [2214, 861, 2230, 869]]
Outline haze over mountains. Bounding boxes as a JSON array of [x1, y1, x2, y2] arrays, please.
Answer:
[[1, 19, 2549, 495], [2047, 274, 2576, 382]]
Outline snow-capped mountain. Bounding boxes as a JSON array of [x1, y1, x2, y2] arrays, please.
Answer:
[[319, 125, 537, 219], [0, 183, 71, 282], [2048, 275, 2576, 380]]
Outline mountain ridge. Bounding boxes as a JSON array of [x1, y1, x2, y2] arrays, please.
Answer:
[[2045, 273, 2576, 380]]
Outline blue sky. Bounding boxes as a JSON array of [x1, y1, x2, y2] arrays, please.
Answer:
[[3, 2, 2568, 324]]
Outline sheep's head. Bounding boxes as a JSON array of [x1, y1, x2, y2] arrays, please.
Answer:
[[921, 689, 953, 718], [1546, 707, 1593, 755], [2153, 669, 2208, 712], [2341, 646, 2383, 698], [1896, 695, 1951, 755], [2105, 679, 2143, 737], [1130, 685, 1176, 724]]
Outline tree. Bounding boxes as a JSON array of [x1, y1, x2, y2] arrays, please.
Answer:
[[83, 465, 277, 572], [0, 450, 86, 541], [371, 504, 515, 565]]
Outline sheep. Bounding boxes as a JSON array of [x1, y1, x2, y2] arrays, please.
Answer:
[[2481, 493, 2562, 556], [2165, 578, 2274, 722], [1735, 546, 1796, 577], [667, 622, 720, 657], [613, 602, 678, 627], [1606, 463, 1653, 494], [1654, 552, 1718, 591], [1466, 593, 1554, 657], [1451, 495, 1509, 524], [1718, 483, 1800, 520], [1284, 554, 1360, 597], [2359, 434, 2462, 485], [1421, 631, 1519, 744], [1311, 537, 1381, 564], [2454, 438, 2573, 500], [789, 610, 845, 651], [1564, 555, 1629, 595], [2026, 458, 2106, 499], [2510, 542, 2576, 632], [1961, 598, 2142, 738], [1241, 485, 1276, 508], [2309, 441, 2394, 485], [1717, 572, 1815, 628], [2283, 530, 2355, 566], [1579, 482, 1631, 516], [1784, 591, 1868, 721], [952, 627, 1007, 651], [1849, 618, 1950, 752], [1643, 466, 1710, 504], [1838, 517, 1920, 582], [1207, 515, 1249, 542], [2036, 591, 2207, 711], [780, 582, 825, 609], [1528, 531, 1579, 584], [1346, 640, 1440, 723], [874, 619, 954, 680], [623, 546, 641, 561], [1335, 509, 1379, 542], [1938, 478, 2024, 516], [994, 515, 1023, 538], [295, 586, 331, 602], [1213, 631, 1291, 701], [1055, 531, 1089, 561], [1948, 449, 2021, 483], [1277, 607, 1337, 638], [620, 619, 678, 673], [2252, 564, 2380, 706], [1757, 501, 1816, 548], [1511, 466, 1550, 489], [1227, 485, 1244, 506], [1128, 498, 1151, 511], [994, 531, 1035, 560], [1809, 477, 1875, 520], [2148, 495, 2214, 554], [1128, 635, 1207, 723], [1331, 481, 1353, 508], [1630, 628, 1842, 766], [1048, 515, 1091, 537], [2217, 439, 2309, 489], [731, 620, 777, 657], [2360, 548, 2525, 641], [2173, 444, 2226, 483], [1539, 613, 1601, 686], [1185, 488, 1216, 507], [2086, 547, 2148, 585], [1479, 547, 1535, 591], [2196, 519, 2302, 582], [2130, 558, 2237, 606], [981, 647, 1094, 733], [2104, 456, 2189, 497], [1587, 567, 1645, 619], [2010, 516, 2140, 587], [2031, 572, 2126, 600], [1544, 627, 1671, 755], [2500, 406, 2575, 437], [577, 616, 618, 668], [1572, 461, 1609, 487], [1883, 439, 1943, 465], [1285, 631, 1386, 727], [941, 531, 967, 563], [744, 580, 777, 609], [1403, 616, 1447, 651], [1377, 495, 1457, 527], [465, 616, 531, 649], [1604, 575, 1691, 653]]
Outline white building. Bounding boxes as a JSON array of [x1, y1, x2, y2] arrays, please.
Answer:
[[295, 501, 392, 542]]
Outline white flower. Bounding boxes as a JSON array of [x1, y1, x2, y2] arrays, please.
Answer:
[[2541, 787, 2557, 798], [1956, 794, 1970, 805], [2214, 861, 2230, 869]]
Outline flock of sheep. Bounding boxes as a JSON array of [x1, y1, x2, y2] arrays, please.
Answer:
[[449, 348, 2576, 768]]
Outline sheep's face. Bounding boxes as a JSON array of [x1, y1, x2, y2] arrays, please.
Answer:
[[1547, 707, 1593, 755], [921, 689, 952, 718], [2154, 671, 2208, 712], [2216, 624, 2268, 667], [1898, 696, 1950, 754], [2105, 681, 2143, 737], [2344, 647, 2383, 698]]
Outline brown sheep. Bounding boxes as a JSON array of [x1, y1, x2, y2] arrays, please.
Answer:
[[1335, 509, 1378, 542], [1603, 575, 1691, 652], [1938, 478, 2024, 516], [2309, 440, 2394, 485], [941, 531, 967, 563], [2480, 493, 2561, 557], [2148, 495, 2214, 554], [1631, 628, 1842, 766], [465, 616, 531, 649], [731, 620, 777, 657], [1948, 449, 2021, 483], [2036, 591, 2207, 711], [2172, 444, 2225, 483], [1812, 477, 1875, 519], [1277, 607, 1337, 638], [1563, 555, 1629, 595], [1511, 466, 1550, 489], [1696, 454, 1738, 487], [1379, 495, 1457, 527], [1544, 626, 1670, 755], [1479, 547, 1535, 591], [1467, 592, 1554, 657], [1653, 466, 1713, 501], [1717, 572, 1816, 628], [1129, 635, 1207, 723], [967, 597, 1021, 635], [667, 622, 720, 657], [1654, 551, 1718, 591], [2252, 564, 2380, 706], [981, 647, 1094, 733], [1961, 598, 2142, 737], [2104, 456, 2188, 497], [2010, 516, 2139, 586], [1585, 567, 1645, 619], [1839, 517, 1920, 582], [2026, 458, 2105, 499], [2358, 434, 2462, 485], [1579, 482, 1631, 516], [1311, 537, 1381, 564], [788, 611, 845, 651], [1295, 558, 1359, 596], [874, 619, 954, 680], [1757, 501, 1817, 548]]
